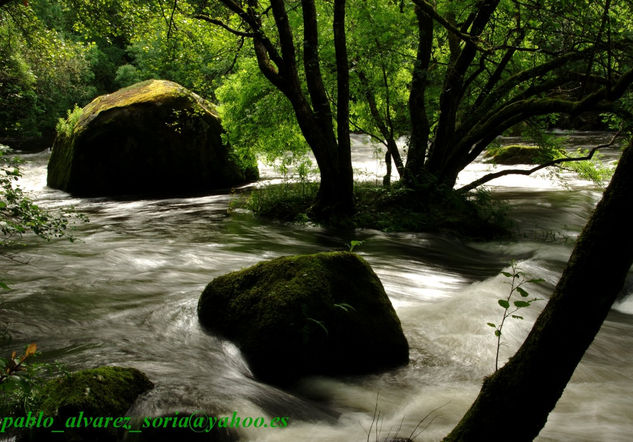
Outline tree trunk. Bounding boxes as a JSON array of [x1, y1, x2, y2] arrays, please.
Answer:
[[403, 5, 433, 187], [288, 99, 354, 218], [311, 160, 354, 219], [445, 139, 633, 441]]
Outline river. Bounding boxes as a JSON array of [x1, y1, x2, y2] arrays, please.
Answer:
[[1, 134, 632, 441]]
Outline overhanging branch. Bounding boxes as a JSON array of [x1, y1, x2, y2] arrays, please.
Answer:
[[458, 131, 623, 193]]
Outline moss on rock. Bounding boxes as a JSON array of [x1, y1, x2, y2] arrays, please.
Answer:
[[22, 366, 153, 441], [197, 252, 409, 385], [47, 80, 258, 197], [484, 144, 544, 165]]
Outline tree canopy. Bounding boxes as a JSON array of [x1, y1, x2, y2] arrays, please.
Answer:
[[2, 0, 632, 204]]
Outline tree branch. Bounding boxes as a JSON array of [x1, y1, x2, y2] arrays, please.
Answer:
[[411, 0, 481, 47], [193, 14, 256, 37], [301, 0, 335, 138], [459, 67, 633, 157], [458, 131, 623, 193]]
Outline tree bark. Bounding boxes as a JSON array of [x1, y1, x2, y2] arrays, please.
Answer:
[[445, 139, 633, 441]]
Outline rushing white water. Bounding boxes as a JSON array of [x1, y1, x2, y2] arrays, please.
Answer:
[[1, 134, 631, 441]]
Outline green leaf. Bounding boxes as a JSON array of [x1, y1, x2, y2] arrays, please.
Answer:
[[487, 322, 496, 328], [511, 315, 524, 320], [498, 299, 510, 309], [348, 240, 364, 252], [501, 272, 513, 278], [334, 302, 356, 313], [306, 318, 329, 336], [527, 278, 545, 284], [0, 281, 9, 290], [494, 330, 501, 337], [516, 287, 529, 297], [514, 300, 531, 308]]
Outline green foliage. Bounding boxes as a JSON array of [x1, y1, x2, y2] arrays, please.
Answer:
[[114, 63, 143, 88], [353, 182, 511, 238], [562, 148, 615, 183], [347, 0, 414, 143], [233, 182, 319, 223], [121, 1, 245, 100], [1, 147, 86, 294], [521, 126, 569, 163], [0, 149, 83, 248], [488, 262, 542, 371], [0, 2, 96, 139], [216, 57, 310, 163], [232, 180, 511, 238], [55, 104, 84, 139], [0, 343, 66, 417]]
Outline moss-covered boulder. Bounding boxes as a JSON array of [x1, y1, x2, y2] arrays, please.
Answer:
[[484, 144, 543, 165], [197, 252, 409, 385], [47, 80, 258, 197], [23, 366, 153, 441]]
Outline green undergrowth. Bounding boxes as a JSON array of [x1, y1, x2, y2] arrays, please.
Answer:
[[241, 181, 318, 222], [231, 181, 512, 239]]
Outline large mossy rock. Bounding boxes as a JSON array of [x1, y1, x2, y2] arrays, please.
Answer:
[[22, 366, 153, 442], [47, 80, 258, 196], [197, 252, 409, 385]]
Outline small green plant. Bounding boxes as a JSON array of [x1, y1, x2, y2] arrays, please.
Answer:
[[488, 262, 543, 371], [348, 240, 364, 252], [231, 182, 318, 222], [55, 105, 84, 138]]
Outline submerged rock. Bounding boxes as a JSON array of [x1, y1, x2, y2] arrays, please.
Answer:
[[47, 80, 258, 197], [197, 252, 409, 385]]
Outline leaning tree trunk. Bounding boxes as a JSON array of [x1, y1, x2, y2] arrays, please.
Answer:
[[445, 139, 633, 441]]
